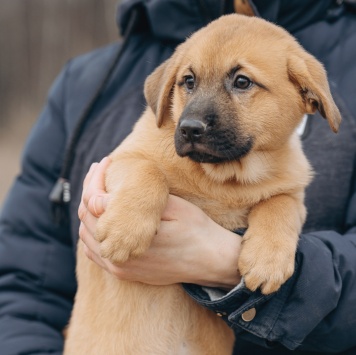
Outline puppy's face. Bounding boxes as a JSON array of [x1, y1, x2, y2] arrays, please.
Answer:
[[145, 14, 341, 164]]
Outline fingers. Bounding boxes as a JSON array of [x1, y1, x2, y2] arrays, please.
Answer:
[[82, 156, 111, 208], [79, 221, 129, 279], [79, 222, 100, 255], [78, 201, 99, 236], [79, 157, 111, 221], [78, 156, 111, 256], [78, 156, 128, 275], [83, 162, 98, 189], [89, 194, 108, 218], [79, 222, 106, 269]]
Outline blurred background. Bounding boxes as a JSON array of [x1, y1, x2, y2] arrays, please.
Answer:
[[0, 0, 119, 204]]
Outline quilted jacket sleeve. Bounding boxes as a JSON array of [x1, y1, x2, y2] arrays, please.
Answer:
[[184, 179, 356, 353], [0, 64, 77, 355]]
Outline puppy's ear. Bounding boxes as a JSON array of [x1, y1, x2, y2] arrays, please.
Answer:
[[288, 52, 341, 133], [144, 56, 179, 128]]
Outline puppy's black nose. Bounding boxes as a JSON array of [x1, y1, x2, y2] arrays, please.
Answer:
[[179, 119, 206, 141]]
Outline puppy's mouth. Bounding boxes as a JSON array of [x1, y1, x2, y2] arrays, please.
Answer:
[[175, 140, 253, 164], [179, 143, 228, 163]]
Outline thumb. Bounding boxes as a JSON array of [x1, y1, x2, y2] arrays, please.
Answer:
[[88, 194, 109, 218]]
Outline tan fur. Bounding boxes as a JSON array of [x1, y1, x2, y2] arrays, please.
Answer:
[[64, 14, 341, 354]]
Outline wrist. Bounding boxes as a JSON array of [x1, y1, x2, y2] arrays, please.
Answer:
[[195, 221, 242, 289]]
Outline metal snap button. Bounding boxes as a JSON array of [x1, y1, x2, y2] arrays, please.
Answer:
[[241, 308, 256, 322]]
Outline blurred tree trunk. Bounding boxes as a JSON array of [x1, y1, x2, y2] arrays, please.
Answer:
[[0, 0, 119, 127]]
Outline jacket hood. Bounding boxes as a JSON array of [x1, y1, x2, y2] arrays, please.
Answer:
[[117, 0, 231, 43], [117, 0, 336, 42]]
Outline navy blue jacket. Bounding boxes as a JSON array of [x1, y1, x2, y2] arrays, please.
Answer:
[[0, 1, 356, 354]]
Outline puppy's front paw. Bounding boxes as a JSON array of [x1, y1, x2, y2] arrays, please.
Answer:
[[95, 204, 160, 264], [238, 233, 296, 294]]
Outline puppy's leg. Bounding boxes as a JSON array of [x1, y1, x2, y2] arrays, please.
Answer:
[[96, 156, 169, 264], [238, 193, 306, 294]]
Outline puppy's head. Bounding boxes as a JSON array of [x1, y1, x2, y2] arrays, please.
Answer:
[[144, 14, 341, 165]]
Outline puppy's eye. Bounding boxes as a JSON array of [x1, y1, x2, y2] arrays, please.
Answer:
[[234, 75, 252, 90], [184, 75, 195, 92]]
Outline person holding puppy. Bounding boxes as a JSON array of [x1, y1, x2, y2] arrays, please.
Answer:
[[0, 0, 356, 354]]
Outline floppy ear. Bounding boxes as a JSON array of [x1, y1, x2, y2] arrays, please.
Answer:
[[144, 56, 179, 128], [287, 52, 341, 133]]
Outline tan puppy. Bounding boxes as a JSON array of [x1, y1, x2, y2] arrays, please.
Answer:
[[64, 14, 341, 355]]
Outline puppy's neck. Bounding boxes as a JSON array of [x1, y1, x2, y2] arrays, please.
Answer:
[[200, 151, 272, 185], [200, 134, 303, 185]]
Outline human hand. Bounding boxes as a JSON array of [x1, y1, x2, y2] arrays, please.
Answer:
[[78, 157, 242, 289]]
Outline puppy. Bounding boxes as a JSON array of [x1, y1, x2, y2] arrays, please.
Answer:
[[64, 14, 341, 355]]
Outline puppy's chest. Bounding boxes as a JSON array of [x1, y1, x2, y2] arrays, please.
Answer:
[[169, 183, 250, 230]]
